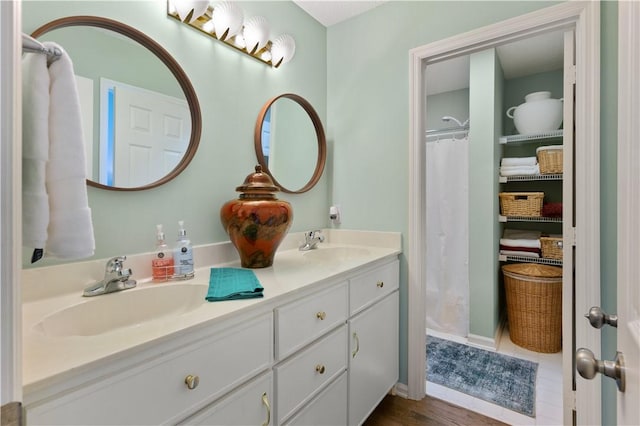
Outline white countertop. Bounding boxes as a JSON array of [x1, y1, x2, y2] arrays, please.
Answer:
[[22, 229, 401, 397]]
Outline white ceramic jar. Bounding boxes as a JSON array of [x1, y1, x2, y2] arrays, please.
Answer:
[[506, 91, 563, 135]]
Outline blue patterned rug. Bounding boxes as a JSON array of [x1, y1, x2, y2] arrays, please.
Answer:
[[426, 336, 538, 417]]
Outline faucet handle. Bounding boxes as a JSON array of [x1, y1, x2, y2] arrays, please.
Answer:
[[105, 256, 126, 273], [313, 230, 325, 242]]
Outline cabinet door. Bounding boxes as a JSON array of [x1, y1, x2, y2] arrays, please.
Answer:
[[284, 373, 347, 426], [182, 372, 273, 426], [348, 291, 399, 426]]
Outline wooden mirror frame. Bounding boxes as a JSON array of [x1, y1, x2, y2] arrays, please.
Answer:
[[254, 94, 326, 194], [32, 16, 202, 191]]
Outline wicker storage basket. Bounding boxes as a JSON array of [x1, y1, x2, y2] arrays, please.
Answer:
[[540, 236, 563, 260], [502, 263, 562, 353], [499, 192, 544, 217], [537, 146, 563, 174]]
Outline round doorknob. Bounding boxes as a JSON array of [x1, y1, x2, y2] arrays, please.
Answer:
[[185, 374, 200, 390], [315, 364, 326, 374], [376, 281, 384, 288], [316, 311, 326, 320], [584, 306, 618, 329], [576, 348, 625, 392]]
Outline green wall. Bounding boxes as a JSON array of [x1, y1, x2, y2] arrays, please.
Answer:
[[327, 2, 618, 424], [22, 1, 329, 266], [425, 88, 469, 131], [468, 49, 501, 339]]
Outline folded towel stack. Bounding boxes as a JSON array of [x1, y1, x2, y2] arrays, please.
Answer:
[[500, 228, 541, 258], [500, 156, 540, 177], [206, 268, 264, 301]]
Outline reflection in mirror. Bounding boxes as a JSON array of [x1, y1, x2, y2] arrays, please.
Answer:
[[254, 94, 326, 194], [32, 16, 202, 191]]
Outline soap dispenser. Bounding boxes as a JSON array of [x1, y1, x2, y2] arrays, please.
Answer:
[[152, 224, 174, 282], [174, 220, 194, 278]]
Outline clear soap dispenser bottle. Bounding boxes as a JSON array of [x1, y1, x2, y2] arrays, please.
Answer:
[[152, 224, 174, 282], [174, 220, 194, 278]]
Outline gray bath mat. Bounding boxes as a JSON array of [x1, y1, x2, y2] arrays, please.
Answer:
[[426, 336, 538, 417]]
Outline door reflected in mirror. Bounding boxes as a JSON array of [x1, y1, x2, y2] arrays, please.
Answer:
[[254, 94, 326, 194], [32, 16, 201, 191]]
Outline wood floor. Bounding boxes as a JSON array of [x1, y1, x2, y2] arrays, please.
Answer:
[[363, 394, 509, 426]]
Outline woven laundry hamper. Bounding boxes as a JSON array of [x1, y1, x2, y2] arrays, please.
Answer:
[[502, 263, 563, 353]]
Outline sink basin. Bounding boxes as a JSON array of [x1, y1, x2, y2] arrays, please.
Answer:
[[302, 247, 371, 262], [34, 283, 209, 337]]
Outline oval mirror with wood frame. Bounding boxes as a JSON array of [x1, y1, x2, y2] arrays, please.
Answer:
[[254, 94, 326, 194], [31, 16, 202, 191]]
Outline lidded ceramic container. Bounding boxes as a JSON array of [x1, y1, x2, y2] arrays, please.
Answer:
[[506, 91, 563, 135], [220, 165, 293, 268]]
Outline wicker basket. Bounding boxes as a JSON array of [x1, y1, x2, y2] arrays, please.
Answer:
[[499, 192, 544, 217], [537, 146, 563, 174], [502, 263, 562, 353], [540, 236, 563, 260]]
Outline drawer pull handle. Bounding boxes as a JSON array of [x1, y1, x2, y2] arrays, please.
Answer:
[[316, 311, 326, 320], [352, 332, 360, 358], [184, 374, 199, 390], [261, 392, 271, 426], [377, 281, 384, 288], [315, 364, 326, 374]]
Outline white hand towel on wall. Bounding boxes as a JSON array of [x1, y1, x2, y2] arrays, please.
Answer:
[[22, 50, 50, 251], [45, 42, 95, 259], [22, 42, 95, 261]]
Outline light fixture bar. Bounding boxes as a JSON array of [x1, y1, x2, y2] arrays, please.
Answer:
[[167, 3, 280, 67]]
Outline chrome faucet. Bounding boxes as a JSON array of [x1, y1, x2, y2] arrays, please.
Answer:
[[299, 230, 325, 251], [83, 256, 137, 297]]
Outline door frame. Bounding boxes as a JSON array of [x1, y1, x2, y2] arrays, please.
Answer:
[[0, 0, 23, 406], [617, 1, 640, 424], [407, 2, 601, 424]]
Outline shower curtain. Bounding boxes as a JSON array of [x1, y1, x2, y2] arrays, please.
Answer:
[[425, 135, 469, 338]]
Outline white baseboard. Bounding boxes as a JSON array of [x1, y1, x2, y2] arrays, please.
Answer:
[[393, 382, 409, 399]]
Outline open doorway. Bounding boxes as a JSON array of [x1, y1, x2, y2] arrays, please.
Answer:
[[407, 2, 601, 425]]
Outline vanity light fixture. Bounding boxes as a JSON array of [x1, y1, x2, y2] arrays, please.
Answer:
[[167, 0, 296, 68]]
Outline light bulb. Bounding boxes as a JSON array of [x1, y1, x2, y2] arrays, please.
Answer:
[[172, 0, 209, 23], [271, 34, 295, 67], [243, 16, 270, 54], [211, 1, 244, 41]]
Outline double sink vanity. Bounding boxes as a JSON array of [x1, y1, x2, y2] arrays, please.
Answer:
[[22, 230, 401, 425]]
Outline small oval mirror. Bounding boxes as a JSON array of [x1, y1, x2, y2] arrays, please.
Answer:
[[32, 16, 202, 191], [254, 94, 326, 194]]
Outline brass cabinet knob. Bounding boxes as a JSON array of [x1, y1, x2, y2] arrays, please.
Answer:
[[316, 311, 326, 320], [376, 281, 384, 288], [315, 364, 326, 374], [184, 374, 199, 390]]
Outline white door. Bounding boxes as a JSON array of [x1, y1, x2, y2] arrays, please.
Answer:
[[616, 2, 640, 424], [110, 82, 190, 187], [0, 0, 23, 420]]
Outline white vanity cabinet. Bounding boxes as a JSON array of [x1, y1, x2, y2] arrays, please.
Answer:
[[348, 260, 400, 426], [25, 312, 273, 425], [180, 371, 273, 426], [23, 246, 401, 426]]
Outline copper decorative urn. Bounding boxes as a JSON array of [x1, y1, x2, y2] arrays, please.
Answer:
[[220, 165, 293, 268]]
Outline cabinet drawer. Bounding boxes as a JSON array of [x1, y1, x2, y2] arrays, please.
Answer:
[[275, 324, 347, 424], [180, 371, 273, 426], [275, 281, 348, 360], [26, 313, 273, 425], [350, 259, 399, 315], [283, 372, 347, 426]]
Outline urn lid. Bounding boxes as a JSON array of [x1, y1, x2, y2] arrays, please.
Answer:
[[236, 165, 280, 194]]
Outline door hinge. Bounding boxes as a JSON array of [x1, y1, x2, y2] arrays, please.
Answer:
[[566, 64, 577, 85], [570, 390, 577, 411], [567, 227, 577, 246]]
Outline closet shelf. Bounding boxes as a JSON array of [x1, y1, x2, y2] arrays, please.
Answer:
[[499, 254, 563, 267], [499, 215, 563, 223], [499, 130, 563, 144], [499, 173, 563, 183]]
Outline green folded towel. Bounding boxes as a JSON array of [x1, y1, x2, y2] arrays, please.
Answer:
[[206, 267, 264, 301]]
